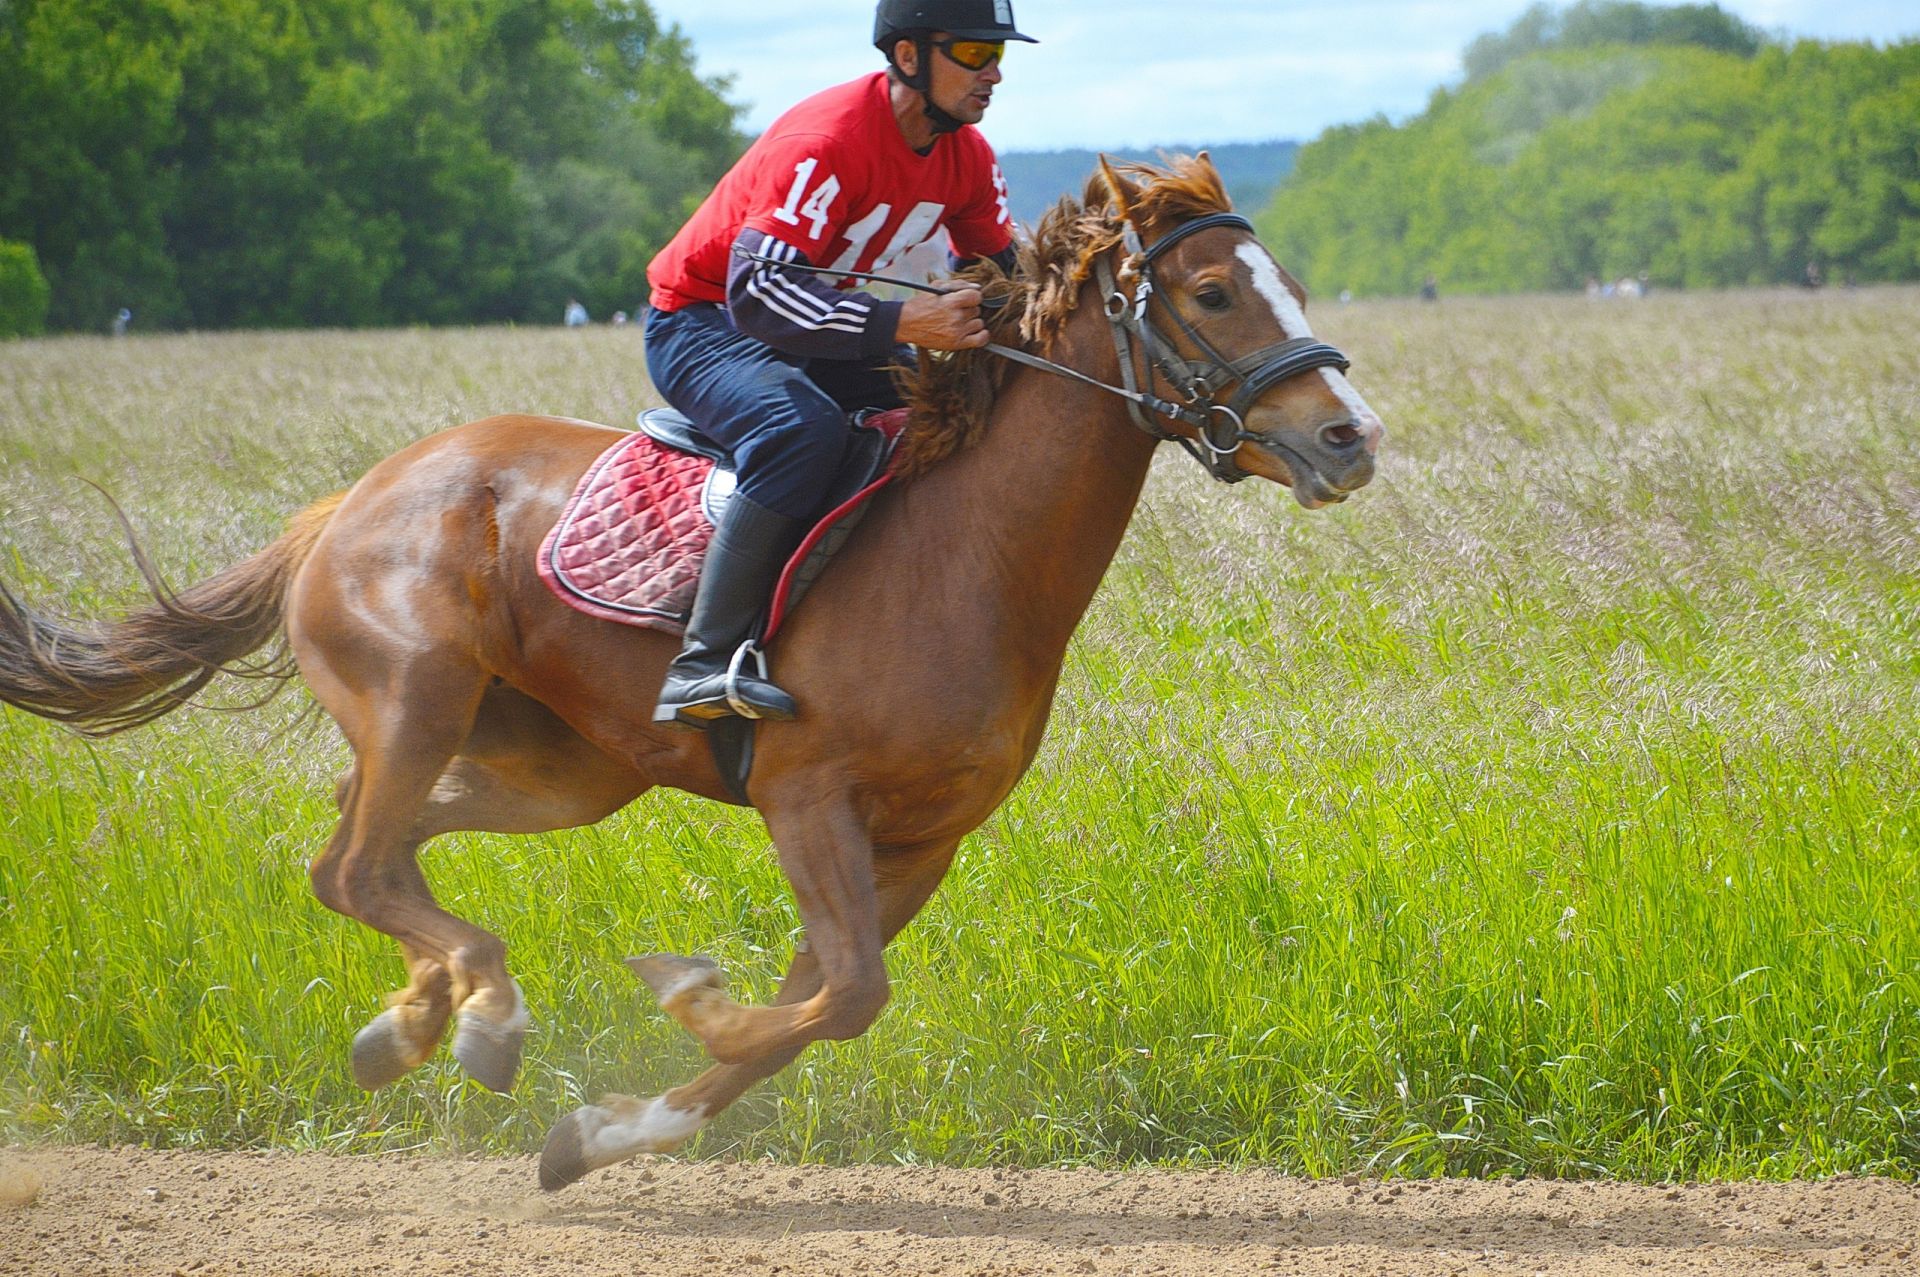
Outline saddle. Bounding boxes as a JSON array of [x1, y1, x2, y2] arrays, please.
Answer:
[[538, 407, 905, 643]]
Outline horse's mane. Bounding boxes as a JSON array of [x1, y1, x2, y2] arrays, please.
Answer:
[[891, 154, 1234, 481]]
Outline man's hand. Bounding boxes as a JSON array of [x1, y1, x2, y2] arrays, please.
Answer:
[[897, 285, 989, 351]]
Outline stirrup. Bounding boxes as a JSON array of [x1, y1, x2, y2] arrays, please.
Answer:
[[669, 641, 786, 724], [723, 641, 769, 721]]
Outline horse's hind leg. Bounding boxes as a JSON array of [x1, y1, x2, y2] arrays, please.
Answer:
[[344, 685, 648, 1091], [350, 939, 458, 1092], [306, 653, 530, 1088], [539, 839, 957, 1189]]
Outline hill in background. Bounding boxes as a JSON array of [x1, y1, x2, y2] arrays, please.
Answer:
[[1258, 2, 1920, 296], [997, 141, 1298, 227]]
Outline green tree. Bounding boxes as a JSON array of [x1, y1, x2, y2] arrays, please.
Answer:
[[1464, 1, 1763, 82], [0, 0, 743, 330], [1260, 34, 1920, 297], [0, 238, 52, 337], [0, 0, 191, 329]]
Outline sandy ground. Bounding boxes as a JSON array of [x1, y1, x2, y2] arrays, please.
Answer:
[[1, 1147, 1915, 1276]]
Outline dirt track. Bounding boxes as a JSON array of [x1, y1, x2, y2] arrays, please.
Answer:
[[2, 1147, 1915, 1275]]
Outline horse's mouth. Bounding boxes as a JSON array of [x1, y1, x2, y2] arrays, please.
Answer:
[[1263, 441, 1367, 509], [1289, 468, 1350, 509]]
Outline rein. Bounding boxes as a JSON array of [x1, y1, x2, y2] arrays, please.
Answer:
[[730, 215, 1351, 484]]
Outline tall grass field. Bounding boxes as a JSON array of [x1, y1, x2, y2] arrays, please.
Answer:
[[2, 288, 1917, 1179]]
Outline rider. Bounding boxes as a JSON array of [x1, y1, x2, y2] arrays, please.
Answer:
[[643, 0, 1034, 726]]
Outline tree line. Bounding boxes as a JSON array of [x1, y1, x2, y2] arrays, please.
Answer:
[[997, 141, 1299, 228], [1462, 0, 1764, 81], [1260, 4, 1920, 297], [0, 0, 744, 335]]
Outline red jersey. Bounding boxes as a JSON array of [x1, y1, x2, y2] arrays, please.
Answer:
[[648, 72, 1013, 313]]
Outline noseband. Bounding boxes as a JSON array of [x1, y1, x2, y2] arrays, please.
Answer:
[[1096, 212, 1351, 484]]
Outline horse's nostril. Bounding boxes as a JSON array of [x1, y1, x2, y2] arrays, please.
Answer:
[[1319, 421, 1363, 451]]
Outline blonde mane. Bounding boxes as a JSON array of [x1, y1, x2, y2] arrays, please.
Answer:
[[891, 155, 1235, 481]]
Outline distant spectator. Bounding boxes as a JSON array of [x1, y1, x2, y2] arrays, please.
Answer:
[[1585, 275, 1602, 300], [1338, 289, 1353, 304], [564, 298, 589, 327], [1615, 276, 1641, 299], [111, 307, 132, 336], [1802, 261, 1823, 290], [1419, 274, 1438, 303], [1637, 272, 1651, 297]]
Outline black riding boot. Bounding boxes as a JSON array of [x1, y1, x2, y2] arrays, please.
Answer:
[[653, 493, 807, 726]]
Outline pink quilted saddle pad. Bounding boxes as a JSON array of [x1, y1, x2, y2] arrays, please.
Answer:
[[537, 410, 906, 639], [537, 431, 718, 633]]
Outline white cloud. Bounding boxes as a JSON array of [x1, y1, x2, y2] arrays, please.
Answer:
[[650, 1, 1919, 149]]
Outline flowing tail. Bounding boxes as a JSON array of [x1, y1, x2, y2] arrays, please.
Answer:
[[0, 493, 346, 736]]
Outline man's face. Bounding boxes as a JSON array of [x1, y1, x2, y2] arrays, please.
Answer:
[[898, 30, 1004, 124]]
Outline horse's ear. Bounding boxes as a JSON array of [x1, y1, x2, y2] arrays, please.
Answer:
[[1096, 155, 1141, 220]]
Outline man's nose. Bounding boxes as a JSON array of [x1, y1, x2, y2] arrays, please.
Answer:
[[981, 61, 1003, 85]]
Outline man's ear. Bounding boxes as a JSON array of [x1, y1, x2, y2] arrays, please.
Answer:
[[893, 37, 920, 78]]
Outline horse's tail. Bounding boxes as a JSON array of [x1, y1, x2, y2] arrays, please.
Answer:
[[0, 493, 346, 736]]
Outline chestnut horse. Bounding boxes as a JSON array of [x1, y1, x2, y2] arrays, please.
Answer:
[[0, 158, 1382, 1189]]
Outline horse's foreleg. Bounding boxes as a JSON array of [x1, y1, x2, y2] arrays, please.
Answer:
[[639, 798, 893, 1064], [540, 840, 957, 1190]]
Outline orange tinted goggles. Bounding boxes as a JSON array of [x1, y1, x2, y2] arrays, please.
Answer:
[[932, 38, 1006, 71]]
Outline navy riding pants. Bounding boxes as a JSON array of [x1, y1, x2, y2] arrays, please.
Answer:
[[643, 303, 905, 522]]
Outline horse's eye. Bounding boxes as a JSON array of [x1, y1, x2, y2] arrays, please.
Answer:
[[1196, 285, 1231, 312]]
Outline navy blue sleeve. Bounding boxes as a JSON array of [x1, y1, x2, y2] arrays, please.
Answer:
[[725, 230, 904, 361], [948, 245, 1019, 276]]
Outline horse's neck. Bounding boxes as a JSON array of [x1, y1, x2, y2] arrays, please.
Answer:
[[906, 305, 1161, 665]]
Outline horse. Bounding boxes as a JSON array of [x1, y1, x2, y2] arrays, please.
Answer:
[[0, 156, 1383, 1189]]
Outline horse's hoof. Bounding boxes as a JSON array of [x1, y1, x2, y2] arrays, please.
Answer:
[[350, 1009, 419, 1092], [539, 1108, 594, 1192], [452, 1015, 525, 1094], [624, 954, 726, 1005]]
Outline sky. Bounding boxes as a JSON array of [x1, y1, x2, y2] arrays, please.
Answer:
[[647, 1, 1919, 151]]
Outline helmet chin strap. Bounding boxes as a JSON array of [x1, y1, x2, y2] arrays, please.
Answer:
[[921, 96, 966, 136], [896, 37, 966, 138]]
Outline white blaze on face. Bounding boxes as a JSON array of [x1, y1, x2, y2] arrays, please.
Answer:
[[1234, 243, 1382, 432]]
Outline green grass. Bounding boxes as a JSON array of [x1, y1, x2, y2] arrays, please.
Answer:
[[2, 290, 1917, 1178]]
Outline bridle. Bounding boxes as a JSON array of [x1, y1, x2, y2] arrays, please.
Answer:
[[1086, 212, 1351, 482], [731, 211, 1352, 484]]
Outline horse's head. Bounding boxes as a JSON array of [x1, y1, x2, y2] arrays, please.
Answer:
[[1097, 157, 1383, 507]]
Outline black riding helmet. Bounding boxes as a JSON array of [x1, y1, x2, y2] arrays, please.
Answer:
[[873, 0, 1038, 49]]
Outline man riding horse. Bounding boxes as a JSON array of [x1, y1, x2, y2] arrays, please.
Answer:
[[643, 0, 1035, 726]]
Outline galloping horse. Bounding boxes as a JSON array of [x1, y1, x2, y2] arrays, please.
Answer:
[[0, 158, 1382, 1189]]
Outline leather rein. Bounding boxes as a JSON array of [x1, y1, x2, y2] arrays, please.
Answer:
[[731, 212, 1351, 484]]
